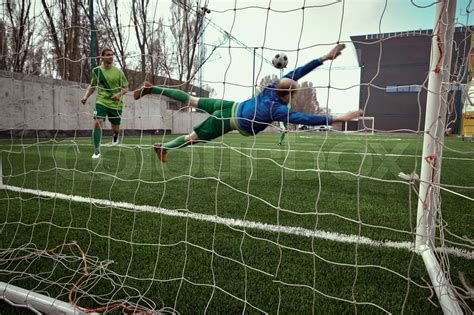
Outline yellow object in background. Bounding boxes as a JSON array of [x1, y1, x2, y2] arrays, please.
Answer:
[[461, 112, 474, 138]]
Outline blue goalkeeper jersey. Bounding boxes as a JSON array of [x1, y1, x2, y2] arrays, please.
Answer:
[[234, 58, 332, 136]]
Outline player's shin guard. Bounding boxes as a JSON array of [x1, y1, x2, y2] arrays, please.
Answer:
[[151, 87, 189, 104]]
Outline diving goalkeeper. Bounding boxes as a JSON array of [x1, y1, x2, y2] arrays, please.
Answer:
[[133, 44, 362, 162]]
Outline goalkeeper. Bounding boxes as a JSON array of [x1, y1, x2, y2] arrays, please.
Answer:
[[133, 44, 362, 162]]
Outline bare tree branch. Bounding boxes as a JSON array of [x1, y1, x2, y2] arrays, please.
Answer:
[[41, 0, 85, 81], [6, 0, 34, 72]]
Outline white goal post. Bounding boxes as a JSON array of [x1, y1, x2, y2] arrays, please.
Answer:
[[0, 282, 97, 315], [415, 1, 462, 314], [343, 116, 375, 135]]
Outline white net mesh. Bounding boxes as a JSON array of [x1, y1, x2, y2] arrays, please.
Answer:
[[0, 0, 473, 313]]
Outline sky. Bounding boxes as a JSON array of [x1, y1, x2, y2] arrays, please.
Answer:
[[164, 0, 471, 114], [35, 0, 473, 114]]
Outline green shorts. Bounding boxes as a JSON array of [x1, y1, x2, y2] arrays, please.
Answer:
[[94, 103, 122, 125], [193, 98, 235, 141]]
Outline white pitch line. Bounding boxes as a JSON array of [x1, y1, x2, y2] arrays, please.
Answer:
[[297, 135, 403, 141], [196, 144, 474, 161], [1, 184, 472, 260]]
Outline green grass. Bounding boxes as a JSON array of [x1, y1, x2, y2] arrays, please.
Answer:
[[0, 132, 472, 314]]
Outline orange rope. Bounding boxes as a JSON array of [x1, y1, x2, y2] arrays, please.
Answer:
[[3, 242, 152, 314]]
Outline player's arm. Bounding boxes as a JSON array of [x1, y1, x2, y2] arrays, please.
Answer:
[[272, 106, 362, 126], [273, 106, 331, 126], [321, 43, 345, 62], [81, 85, 96, 105], [111, 70, 129, 101], [331, 109, 363, 123], [81, 69, 99, 105], [283, 44, 345, 81], [111, 87, 129, 101]]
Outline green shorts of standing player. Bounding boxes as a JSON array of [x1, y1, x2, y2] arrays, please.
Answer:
[[81, 48, 129, 159]]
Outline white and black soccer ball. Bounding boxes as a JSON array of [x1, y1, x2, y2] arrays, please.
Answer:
[[272, 52, 288, 69]]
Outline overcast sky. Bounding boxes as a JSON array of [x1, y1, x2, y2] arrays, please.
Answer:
[[54, 0, 471, 113], [144, 0, 466, 114]]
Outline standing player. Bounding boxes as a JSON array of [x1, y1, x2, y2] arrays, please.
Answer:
[[134, 43, 361, 162], [81, 48, 129, 159], [278, 121, 289, 146]]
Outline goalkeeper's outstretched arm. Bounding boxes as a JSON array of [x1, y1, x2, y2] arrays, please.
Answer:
[[283, 43, 345, 81], [332, 109, 364, 123], [272, 105, 363, 126]]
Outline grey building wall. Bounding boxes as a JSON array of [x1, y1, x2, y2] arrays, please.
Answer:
[[351, 28, 470, 132], [0, 70, 209, 136]]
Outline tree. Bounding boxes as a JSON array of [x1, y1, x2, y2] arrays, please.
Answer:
[[163, 0, 209, 89], [148, 17, 173, 80], [256, 74, 319, 114], [202, 84, 216, 97], [131, 0, 150, 77], [97, 0, 128, 70], [291, 81, 319, 114], [0, 21, 7, 71], [5, 0, 34, 73], [41, 0, 85, 81], [258, 74, 278, 90]]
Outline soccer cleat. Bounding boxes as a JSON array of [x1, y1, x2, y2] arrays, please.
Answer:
[[133, 81, 153, 100], [154, 143, 167, 162], [111, 137, 119, 146], [92, 151, 101, 159]]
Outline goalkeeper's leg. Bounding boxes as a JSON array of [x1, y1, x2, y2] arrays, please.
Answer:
[[133, 82, 199, 107], [154, 132, 200, 163], [155, 107, 235, 162], [133, 82, 234, 113]]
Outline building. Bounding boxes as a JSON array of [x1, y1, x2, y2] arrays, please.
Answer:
[[351, 27, 471, 133]]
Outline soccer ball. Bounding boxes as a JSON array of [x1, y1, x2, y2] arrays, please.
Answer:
[[272, 52, 288, 69]]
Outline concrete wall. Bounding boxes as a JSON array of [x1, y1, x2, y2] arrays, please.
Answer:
[[0, 70, 208, 135]]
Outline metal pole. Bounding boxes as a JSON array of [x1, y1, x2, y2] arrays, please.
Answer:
[[416, 1, 461, 313], [198, 6, 209, 97], [252, 48, 256, 97], [89, 0, 95, 69], [0, 282, 99, 314]]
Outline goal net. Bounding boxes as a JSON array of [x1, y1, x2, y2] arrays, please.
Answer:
[[0, 0, 472, 313]]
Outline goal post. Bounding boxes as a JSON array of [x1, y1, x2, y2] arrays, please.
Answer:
[[416, 0, 462, 313], [343, 116, 375, 135], [0, 281, 97, 315], [1, 1, 473, 313]]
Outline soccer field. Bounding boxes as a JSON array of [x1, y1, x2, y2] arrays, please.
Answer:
[[0, 132, 472, 313]]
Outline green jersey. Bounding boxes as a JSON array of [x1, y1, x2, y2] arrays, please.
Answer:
[[90, 64, 128, 110]]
